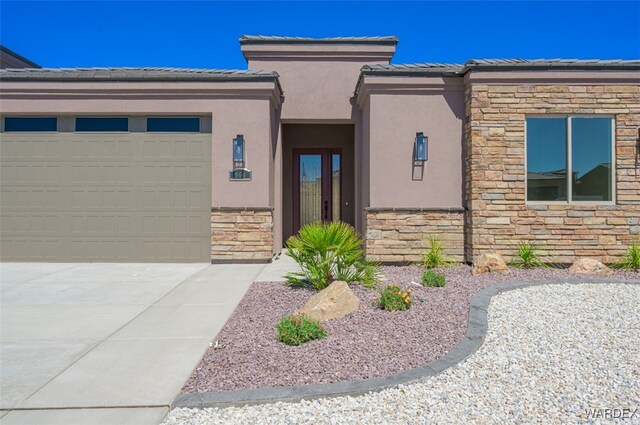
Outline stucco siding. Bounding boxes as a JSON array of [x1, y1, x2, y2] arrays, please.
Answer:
[[367, 88, 464, 208]]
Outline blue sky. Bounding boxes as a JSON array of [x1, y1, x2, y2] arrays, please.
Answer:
[[1, 1, 639, 69]]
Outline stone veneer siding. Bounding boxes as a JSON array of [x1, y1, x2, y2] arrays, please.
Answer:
[[465, 83, 640, 264], [365, 208, 465, 263], [211, 207, 273, 262]]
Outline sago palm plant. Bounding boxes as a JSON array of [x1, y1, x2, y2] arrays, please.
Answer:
[[285, 221, 380, 291]]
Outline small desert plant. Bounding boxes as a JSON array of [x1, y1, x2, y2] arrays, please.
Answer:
[[285, 221, 380, 291], [422, 270, 446, 287], [276, 313, 327, 346], [510, 241, 548, 269], [378, 285, 413, 311], [615, 239, 640, 271], [422, 235, 452, 269]]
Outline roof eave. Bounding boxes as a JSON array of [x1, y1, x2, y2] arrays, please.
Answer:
[[354, 68, 463, 97], [468, 64, 640, 72], [0, 71, 285, 105]]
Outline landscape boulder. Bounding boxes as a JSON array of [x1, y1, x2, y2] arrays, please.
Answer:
[[472, 253, 510, 276], [300, 281, 360, 322], [569, 258, 613, 276]]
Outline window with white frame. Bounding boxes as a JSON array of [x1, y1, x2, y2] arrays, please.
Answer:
[[526, 116, 614, 203]]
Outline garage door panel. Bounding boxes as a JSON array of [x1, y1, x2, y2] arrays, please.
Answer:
[[2, 211, 207, 237], [2, 235, 210, 262], [1, 132, 211, 262], [3, 189, 208, 213]]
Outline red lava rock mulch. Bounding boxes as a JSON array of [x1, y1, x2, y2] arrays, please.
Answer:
[[182, 265, 639, 393]]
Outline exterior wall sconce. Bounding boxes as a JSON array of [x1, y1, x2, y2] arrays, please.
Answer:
[[233, 134, 245, 168], [229, 134, 252, 181], [414, 132, 428, 162]]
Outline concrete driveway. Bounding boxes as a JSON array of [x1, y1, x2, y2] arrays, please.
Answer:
[[0, 262, 266, 425]]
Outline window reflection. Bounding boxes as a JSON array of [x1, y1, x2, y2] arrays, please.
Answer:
[[571, 117, 612, 201], [527, 118, 568, 201], [526, 116, 613, 203]]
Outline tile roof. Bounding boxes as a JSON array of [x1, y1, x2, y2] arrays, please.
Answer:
[[361, 63, 465, 76], [356, 59, 640, 96], [361, 58, 640, 77], [0, 67, 284, 93], [0, 67, 280, 81], [240, 35, 398, 45], [467, 58, 640, 70]]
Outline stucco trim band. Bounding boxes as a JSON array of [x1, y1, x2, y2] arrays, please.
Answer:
[[365, 207, 466, 213], [211, 207, 274, 212]]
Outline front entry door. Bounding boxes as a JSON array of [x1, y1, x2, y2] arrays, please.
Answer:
[[293, 149, 341, 233]]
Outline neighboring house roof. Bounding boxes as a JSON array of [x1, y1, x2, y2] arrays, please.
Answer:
[[527, 171, 568, 180], [0, 67, 284, 92], [240, 35, 398, 45], [0, 45, 41, 69]]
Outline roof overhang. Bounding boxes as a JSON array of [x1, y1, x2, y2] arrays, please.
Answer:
[[240, 35, 397, 63], [0, 68, 284, 108], [355, 59, 640, 102], [464, 70, 640, 85], [355, 74, 464, 108], [240, 35, 398, 45]]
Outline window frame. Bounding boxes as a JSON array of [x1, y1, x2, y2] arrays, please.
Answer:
[[74, 117, 130, 133], [145, 116, 201, 133], [3, 116, 59, 133], [525, 114, 616, 205]]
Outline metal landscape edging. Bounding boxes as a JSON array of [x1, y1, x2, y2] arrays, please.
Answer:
[[172, 277, 639, 409]]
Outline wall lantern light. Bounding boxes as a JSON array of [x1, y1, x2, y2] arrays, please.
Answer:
[[229, 134, 252, 181], [414, 132, 428, 162], [233, 134, 245, 167]]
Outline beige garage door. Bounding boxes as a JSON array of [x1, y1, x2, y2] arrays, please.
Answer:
[[0, 133, 211, 262]]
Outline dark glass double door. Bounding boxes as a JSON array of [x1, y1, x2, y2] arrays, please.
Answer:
[[293, 149, 341, 233]]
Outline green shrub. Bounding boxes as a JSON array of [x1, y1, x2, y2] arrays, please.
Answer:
[[422, 235, 452, 269], [510, 241, 548, 269], [422, 270, 446, 287], [615, 239, 640, 271], [276, 313, 327, 346], [378, 285, 412, 311], [285, 221, 380, 291]]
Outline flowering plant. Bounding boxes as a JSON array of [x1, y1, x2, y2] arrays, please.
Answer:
[[378, 285, 413, 311], [276, 312, 327, 346]]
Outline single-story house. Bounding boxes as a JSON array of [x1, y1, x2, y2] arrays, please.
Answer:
[[1, 36, 638, 264]]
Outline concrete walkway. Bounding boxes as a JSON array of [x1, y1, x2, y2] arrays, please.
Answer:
[[253, 252, 300, 282], [0, 262, 267, 425]]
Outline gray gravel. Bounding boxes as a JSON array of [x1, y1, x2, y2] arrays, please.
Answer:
[[183, 266, 639, 393], [166, 283, 640, 424]]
